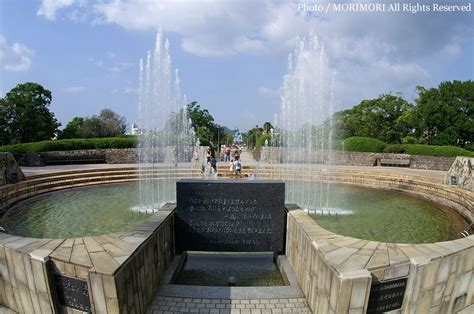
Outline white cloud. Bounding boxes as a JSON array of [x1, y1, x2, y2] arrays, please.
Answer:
[[63, 86, 85, 93], [257, 86, 280, 98], [0, 35, 34, 72], [88, 56, 133, 73], [37, 0, 472, 111], [37, 0, 75, 20]]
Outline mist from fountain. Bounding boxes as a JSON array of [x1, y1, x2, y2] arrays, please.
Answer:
[[135, 30, 195, 213], [278, 34, 342, 215]]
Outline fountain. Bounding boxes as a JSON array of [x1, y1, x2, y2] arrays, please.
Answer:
[[136, 30, 195, 213], [278, 34, 338, 214]]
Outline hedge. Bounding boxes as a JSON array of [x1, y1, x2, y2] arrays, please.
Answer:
[[333, 137, 387, 153], [0, 137, 137, 153], [384, 144, 474, 157]]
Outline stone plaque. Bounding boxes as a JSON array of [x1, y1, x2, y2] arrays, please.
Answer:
[[367, 277, 407, 313], [176, 180, 286, 253], [54, 274, 91, 312], [451, 176, 459, 185]]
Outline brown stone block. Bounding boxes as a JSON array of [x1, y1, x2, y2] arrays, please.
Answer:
[[64, 262, 76, 277], [70, 243, 92, 268], [89, 251, 120, 275], [90, 273, 107, 314]]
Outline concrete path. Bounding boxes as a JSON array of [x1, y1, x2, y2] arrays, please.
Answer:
[[146, 296, 311, 313]]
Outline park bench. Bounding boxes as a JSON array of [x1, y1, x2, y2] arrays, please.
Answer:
[[379, 158, 410, 167]]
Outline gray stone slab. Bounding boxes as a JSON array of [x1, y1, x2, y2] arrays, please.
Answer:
[[176, 180, 286, 253]]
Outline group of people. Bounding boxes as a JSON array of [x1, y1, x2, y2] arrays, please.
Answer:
[[205, 145, 242, 175]]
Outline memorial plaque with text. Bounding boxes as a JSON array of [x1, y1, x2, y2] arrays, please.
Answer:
[[367, 277, 407, 313], [176, 180, 286, 252], [54, 274, 91, 312]]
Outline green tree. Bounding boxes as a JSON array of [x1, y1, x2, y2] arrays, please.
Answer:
[[244, 126, 264, 148], [0, 82, 60, 144], [412, 81, 473, 147], [263, 122, 273, 134], [335, 94, 414, 143], [59, 117, 84, 139], [80, 109, 126, 138], [186, 101, 219, 145]]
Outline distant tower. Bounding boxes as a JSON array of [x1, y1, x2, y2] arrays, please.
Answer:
[[233, 130, 243, 143]]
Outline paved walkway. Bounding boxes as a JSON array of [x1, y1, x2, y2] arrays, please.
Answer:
[[146, 296, 311, 313]]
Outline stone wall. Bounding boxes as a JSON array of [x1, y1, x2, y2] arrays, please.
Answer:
[[286, 209, 474, 314], [255, 148, 456, 171], [105, 149, 138, 164], [285, 212, 372, 313], [0, 236, 58, 313], [0, 153, 25, 185], [0, 209, 175, 314], [252, 146, 459, 171], [444, 157, 473, 192]]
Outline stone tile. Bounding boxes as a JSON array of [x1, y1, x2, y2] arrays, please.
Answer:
[[387, 244, 409, 265], [365, 250, 389, 270], [89, 251, 120, 275], [83, 237, 104, 253], [70, 243, 92, 268], [89, 273, 107, 314], [338, 253, 372, 272], [398, 245, 425, 259], [435, 241, 466, 253], [325, 247, 358, 265]]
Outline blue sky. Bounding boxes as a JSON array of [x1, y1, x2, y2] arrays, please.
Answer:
[[1, 0, 472, 131]]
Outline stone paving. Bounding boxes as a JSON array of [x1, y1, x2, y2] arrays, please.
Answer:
[[0, 306, 16, 314], [146, 296, 311, 314]]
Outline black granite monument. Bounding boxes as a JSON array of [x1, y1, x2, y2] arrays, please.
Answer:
[[367, 277, 407, 313], [175, 180, 286, 253], [53, 274, 91, 312]]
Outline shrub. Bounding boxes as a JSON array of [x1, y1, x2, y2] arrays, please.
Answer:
[[0, 137, 137, 153], [334, 137, 387, 153], [465, 143, 474, 151], [384, 144, 405, 154], [400, 144, 474, 157], [401, 136, 419, 144]]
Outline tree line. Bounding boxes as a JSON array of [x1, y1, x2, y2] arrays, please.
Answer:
[[1, 80, 472, 150], [250, 80, 472, 150], [332, 80, 473, 149], [0, 82, 235, 148]]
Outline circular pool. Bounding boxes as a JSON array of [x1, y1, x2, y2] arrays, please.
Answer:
[[1, 180, 468, 243], [1, 183, 151, 238], [296, 183, 466, 243]]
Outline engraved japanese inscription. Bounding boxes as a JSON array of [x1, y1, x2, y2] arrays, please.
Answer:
[[175, 180, 286, 252], [367, 277, 407, 313], [54, 274, 91, 312]]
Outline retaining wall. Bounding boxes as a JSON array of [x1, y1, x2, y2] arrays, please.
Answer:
[[255, 148, 456, 171], [286, 210, 473, 313]]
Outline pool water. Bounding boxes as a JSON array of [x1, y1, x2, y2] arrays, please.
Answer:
[[173, 253, 285, 286], [291, 183, 467, 244], [1, 181, 467, 243], [1, 183, 151, 238]]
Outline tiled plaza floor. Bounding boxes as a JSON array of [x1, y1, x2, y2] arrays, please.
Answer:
[[146, 296, 312, 314]]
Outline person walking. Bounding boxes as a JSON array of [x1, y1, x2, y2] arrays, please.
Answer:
[[233, 154, 241, 175], [224, 145, 231, 162], [206, 147, 212, 164]]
